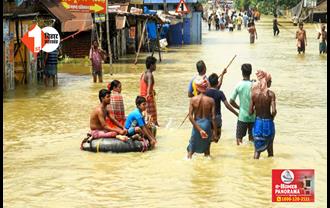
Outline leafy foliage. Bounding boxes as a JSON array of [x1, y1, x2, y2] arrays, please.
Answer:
[[233, 0, 301, 14]]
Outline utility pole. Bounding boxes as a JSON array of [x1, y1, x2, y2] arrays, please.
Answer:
[[163, 0, 167, 14], [105, 0, 113, 75]]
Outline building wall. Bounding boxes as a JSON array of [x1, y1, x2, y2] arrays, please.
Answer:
[[3, 19, 15, 90], [62, 31, 92, 58], [3, 18, 38, 90]]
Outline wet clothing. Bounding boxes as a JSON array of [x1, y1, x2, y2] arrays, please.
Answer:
[[250, 33, 255, 43], [127, 127, 140, 136], [108, 91, 126, 127], [248, 27, 256, 43], [297, 40, 305, 53], [44, 64, 57, 77], [205, 88, 226, 115], [273, 19, 280, 36], [215, 114, 222, 128], [125, 108, 146, 130], [92, 69, 102, 76], [45, 50, 58, 65], [205, 88, 226, 128], [89, 47, 103, 76], [236, 120, 254, 139], [188, 74, 209, 97], [237, 16, 243, 30], [319, 42, 327, 53], [91, 130, 117, 139], [230, 80, 255, 123], [243, 15, 249, 27], [252, 117, 275, 152], [140, 72, 158, 124], [45, 50, 58, 77], [187, 117, 212, 153]]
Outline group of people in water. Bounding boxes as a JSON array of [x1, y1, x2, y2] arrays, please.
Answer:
[[86, 9, 326, 159], [293, 22, 327, 55], [206, 5, 327, 54], [207, 8, 259, 44], [186, 61, 276, 159], [88, 56, 159, 148], [87, 53, 277, 159]]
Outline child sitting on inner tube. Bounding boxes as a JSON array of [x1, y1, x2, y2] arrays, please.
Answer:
[[124, 96, 157, 148]]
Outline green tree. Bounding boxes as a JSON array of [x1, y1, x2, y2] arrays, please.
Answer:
[[234, 0, 301, 14]]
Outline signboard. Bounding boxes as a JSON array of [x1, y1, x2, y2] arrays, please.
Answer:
[[130, 0, 144, 5], [303, 0, 317, 8], [175, 0, 190, 14], [272, 169, 315, 202], [60, 0, 106, 14], [95, 14, 105, 23]]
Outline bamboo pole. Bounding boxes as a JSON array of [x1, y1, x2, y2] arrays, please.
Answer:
[[134, 18, 148, 65], [99, 22, 102, 46], [178, 54, 237, 128], [105, 0, 113, 75], [155, 23, 162, 62]]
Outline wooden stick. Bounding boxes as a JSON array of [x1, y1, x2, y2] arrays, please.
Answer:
[[134, 19, 148, 65], [218, 54, 236, 78], [156, 23, 162, 62], [178, 113, 189, 128], [178, 54, 237, 128]]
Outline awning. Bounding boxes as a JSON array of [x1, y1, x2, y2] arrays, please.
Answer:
[[62, 12, 93, 32], [109, 12, 164, 26], [40, 0, 75, 23]]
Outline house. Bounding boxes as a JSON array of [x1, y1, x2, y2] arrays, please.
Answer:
[[3, 0, 92, 90], [313, 0, 327, 22], [143, 0, 203, 45]]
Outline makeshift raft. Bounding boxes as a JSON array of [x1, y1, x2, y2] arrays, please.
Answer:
[[81, 137, 150, 153]]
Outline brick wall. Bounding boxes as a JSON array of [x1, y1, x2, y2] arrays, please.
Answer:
[[61, 31, 92, 58]]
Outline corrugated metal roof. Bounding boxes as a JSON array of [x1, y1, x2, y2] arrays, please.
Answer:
[[40, 0, 75, 23], [62, 12, 93, 32], [109, 12, 164, 25]]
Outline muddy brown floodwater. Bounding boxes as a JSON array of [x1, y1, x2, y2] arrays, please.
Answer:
[[4, 16, 327, 207]]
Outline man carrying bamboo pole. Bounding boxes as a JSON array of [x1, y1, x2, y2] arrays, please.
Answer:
[[205, 73, 238, 143]]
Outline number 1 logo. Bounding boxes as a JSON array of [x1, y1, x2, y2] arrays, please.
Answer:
[[21, 24, 60, 57], [21, 24, 46, 57]]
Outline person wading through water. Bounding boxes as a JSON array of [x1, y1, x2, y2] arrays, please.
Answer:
[[249, 70, 277, 159], [186, 77, 217, 159], [140, 56, 159, 126]]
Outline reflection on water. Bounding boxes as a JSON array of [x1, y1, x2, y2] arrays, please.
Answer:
[[4, 16, 326, 207]]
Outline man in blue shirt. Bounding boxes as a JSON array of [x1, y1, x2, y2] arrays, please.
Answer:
[[44, 49, 58, 87], [125, 96, 157, 147]]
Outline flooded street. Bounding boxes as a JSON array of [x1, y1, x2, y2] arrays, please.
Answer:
[[4, 16, 327, 207]]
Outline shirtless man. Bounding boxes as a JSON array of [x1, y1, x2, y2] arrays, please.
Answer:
[[249, 70, 277, 159], [273, 14, 280, 36], [90, 89, 128, 141], [248, 21, 257, 44], [187, 77, 217, 159], [296, 23, 307, 54], [317, 25, 327, 54]]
